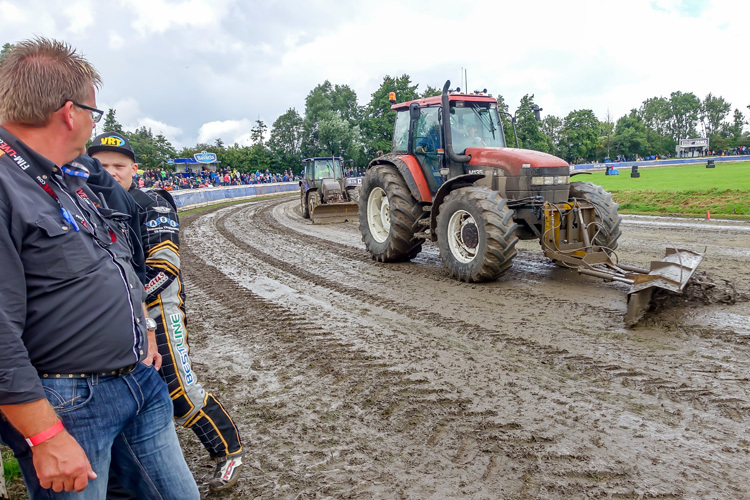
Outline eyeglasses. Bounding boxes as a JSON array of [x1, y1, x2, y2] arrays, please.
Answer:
[[71, 101, 104, 123]]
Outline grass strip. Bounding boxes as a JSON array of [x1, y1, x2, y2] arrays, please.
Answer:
[[581, 161, 750, 218]]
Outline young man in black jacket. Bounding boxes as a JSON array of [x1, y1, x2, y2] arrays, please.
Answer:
[[88, 132, 244, 492]]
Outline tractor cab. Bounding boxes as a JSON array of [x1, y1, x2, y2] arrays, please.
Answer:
[[391, 90, 506, 195], [303, 157, 344, 182]]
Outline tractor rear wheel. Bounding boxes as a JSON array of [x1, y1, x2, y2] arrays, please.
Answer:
[[359, 164, 423, 262], [436, 187, 518, 282], [301, 189, 310, 218], [569, 181, 622, 252]]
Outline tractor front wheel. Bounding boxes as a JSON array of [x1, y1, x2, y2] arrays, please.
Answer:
[[358, 164, 423, 261], [569, 181, 622, 252], [308, 192, 318, 224], [436, 187, 518, 282]]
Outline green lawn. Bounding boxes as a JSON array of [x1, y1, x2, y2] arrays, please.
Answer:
[[580, 161, 750, 217]]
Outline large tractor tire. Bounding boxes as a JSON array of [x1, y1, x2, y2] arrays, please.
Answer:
[[569, 181, 622, 252], [301, 189, 310, 219], [359, 164, 423, 262], [436, 187, 519, 282]]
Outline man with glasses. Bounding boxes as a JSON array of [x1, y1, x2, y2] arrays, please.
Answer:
[[0, 38, 199, 499]]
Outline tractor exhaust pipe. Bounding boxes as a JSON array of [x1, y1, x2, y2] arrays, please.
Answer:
[[442, 80, 470, 164]]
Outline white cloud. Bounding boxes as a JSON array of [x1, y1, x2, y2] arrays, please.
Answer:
[[108, 32, 125, 49], [122, 0, 235, 36], [4, 0, 749, 149], [63, 0, 95, 34], [99, 97, 185, 148], [197, 119, 254, 146]]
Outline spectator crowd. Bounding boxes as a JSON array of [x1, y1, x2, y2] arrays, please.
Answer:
[[136, 167, 299, 190]]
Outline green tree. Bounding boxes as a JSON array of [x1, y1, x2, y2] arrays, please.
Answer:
[[541, 114, 563, 157], [597, 110, 615, 161], [124, 128, 177, 170], [102, 109, 124, 134], [610, 110, 648, 159], [318, 113, 361, 159], [667, 91, 701, 141], [0, 42, 15, 64], [301, 81, 362, 160], [268, 108, 304, 170], [250, 120, 267, 146], [727, 108, 746, 143], [701, 93, 731, 138], [515, 94, 547, 152], [559, 110, 600, 162], [420, 85, 441, 98], [360, 74, 420, 159], [638, 96, 673, 154]]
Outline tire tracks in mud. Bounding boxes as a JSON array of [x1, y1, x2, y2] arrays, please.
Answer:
[[181, 202, 749, 498], [211, 199, 749, 421], [181, 208, 651, 497]]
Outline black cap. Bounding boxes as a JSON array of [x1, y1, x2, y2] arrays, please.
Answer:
[[87, 132, 136, 162]]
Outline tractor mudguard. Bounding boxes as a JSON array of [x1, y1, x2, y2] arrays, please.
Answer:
[[368, 153, 431, 203], [429, 173, 485, 237]]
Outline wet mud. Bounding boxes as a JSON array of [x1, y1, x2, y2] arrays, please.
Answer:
[[178, 196, 750, 499]]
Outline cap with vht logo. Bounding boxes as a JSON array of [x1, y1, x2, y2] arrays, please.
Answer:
[[87, 132, 136, 162]]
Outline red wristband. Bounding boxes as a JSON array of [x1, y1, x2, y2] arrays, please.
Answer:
[[25, 421, 64, 447]]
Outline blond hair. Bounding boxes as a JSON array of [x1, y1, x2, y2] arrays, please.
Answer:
[[0, 37, 101, 126]]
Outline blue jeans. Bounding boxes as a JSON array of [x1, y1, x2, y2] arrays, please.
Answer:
[[0, 363, 199, 500]]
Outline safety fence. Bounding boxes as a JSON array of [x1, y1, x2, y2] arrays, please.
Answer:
[[171, 182, 299, 209]]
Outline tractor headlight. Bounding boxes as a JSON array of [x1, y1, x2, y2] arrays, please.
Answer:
[[532, 175, 570, 186]]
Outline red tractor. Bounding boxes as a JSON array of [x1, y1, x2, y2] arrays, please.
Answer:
[[358, 81, 701, 324]]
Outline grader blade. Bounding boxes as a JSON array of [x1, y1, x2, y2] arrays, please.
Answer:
[[310, 202, 358, 224], [624, 248, 704, 326]]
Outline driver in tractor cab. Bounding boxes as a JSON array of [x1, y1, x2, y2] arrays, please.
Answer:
[[317, 161, 332, 179]]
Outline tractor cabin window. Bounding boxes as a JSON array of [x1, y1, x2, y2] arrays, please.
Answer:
[[450, 102, 506, 152], [392, 111, 410, 152]]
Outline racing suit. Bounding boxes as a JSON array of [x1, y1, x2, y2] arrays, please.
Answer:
[[128, 182, 242, 459]]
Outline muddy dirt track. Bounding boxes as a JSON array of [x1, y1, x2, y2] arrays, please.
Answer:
[[178, 195, 750, 499]]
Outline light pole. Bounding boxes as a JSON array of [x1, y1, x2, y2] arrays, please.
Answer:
[[499, 105, 543, 149]]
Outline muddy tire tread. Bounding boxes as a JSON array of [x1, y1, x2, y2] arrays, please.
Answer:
[[301, 189, 310, 219], [569, 181, 622, 251], [437, 187, 519, 282]]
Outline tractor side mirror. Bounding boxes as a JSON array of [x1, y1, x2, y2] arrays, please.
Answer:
[[533, 105, 543, 121], [409, 102, 421, 120]]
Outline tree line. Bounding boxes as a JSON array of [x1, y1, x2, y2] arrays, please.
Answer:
[[4, 42, 747, 170], [104, 75, 750, 172]]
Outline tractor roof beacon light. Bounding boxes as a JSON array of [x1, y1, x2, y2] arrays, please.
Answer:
[[388, 92, 396, 103]]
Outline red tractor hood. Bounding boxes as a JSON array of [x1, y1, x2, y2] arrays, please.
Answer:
[[466, 147, 569, 175]]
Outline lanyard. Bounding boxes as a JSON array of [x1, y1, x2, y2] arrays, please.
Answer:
[[0, 134, 114, 247], [0, 136, 83, 232]]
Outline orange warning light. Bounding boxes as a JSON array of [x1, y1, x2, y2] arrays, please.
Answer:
[[388, 91, 396, 103]]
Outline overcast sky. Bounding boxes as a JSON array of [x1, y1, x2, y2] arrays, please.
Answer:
[[2, 0, 747, 150]]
